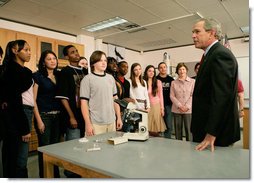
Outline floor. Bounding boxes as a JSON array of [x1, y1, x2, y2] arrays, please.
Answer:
[[27, 130, 245, 178], [27, 152, 65, 178]]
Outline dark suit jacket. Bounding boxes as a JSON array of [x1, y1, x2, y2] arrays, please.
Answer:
[[191, 42, 240, 146]]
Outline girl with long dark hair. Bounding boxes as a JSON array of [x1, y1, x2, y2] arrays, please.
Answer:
[[143, 65, 166, 136], [2, 40, 34, 178], [33, 50, 61, 178]]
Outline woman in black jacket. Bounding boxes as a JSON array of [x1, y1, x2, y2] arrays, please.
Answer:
[[2, 40, 34, 178]]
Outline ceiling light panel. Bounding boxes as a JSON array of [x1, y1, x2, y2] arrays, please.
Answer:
[[82, 17, 128, 32], [240, 26, 249, 35]]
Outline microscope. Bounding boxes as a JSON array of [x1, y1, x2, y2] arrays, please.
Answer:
[[115, 99, 149, 141]]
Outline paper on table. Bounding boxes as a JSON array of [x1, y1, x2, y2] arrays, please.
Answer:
[[108, 136, 128, 145]]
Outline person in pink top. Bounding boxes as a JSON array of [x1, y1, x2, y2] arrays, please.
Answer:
[[144, 65, 166, 137], [170, 63, 195, 141], [237, 79, 245, 118]]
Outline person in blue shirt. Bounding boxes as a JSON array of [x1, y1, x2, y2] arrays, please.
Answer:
[[33, 50, 61, 178]]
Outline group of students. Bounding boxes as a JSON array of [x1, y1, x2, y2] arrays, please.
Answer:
[[95, 55, 172, 138], [0, 40, 195, 178], [0, 17, 243, 178], [99, 54, 203, 142]]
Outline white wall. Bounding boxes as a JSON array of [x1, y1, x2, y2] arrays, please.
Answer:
[[101, 43, 143, 78], [229, 39, 249, 57], [76, 34, 95, 60]]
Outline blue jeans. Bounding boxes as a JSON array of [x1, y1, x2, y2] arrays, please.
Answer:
[[65, 109, 84, 140], [163, 105, 173, 139], [16, 105, 33, 178], [64, 128, 81, 178], [65, 128, 81, 141], [35, 112, 60, 178]]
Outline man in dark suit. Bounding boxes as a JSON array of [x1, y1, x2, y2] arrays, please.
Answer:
[[191, 18, 240, 151]]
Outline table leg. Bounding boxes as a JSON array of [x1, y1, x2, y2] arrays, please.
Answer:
[[43, 153, 54, 178]]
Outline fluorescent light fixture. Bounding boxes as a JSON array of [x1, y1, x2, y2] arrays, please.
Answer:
[[195, 12, 204, 18], [82, 17, 128, 32], [240, 26, 249, 34]]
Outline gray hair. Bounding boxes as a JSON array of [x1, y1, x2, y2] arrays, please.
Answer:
[[198, 18, 223, 40]]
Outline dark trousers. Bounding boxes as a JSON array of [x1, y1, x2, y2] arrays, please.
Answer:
[[3, 134, 21, 178], [0, 107, 7, 178], [35, 112, 60, 178], [172, 113, 192, 141], [63, 109, 84, 178], [3, 105, 33, 178], [163, 105, 173, 139], [0, 140, 3, 178]]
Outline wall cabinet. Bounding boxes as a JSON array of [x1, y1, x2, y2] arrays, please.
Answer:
[[1, 28, 85, 71], [0, 28, 16, 59], [37, 37, 85, 69], [37, 36, 56, 66]]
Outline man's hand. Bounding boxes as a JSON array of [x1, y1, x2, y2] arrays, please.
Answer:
[[195, 133, 216, 152], [116, 118, 123, 130], [22, 133, 31, 142], [85, 123, 94, 136], [69, 117, 78, 128]]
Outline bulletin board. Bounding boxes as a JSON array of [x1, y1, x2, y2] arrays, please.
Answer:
[[185, 56, 249, 99], [237, 56, 249, 99]]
